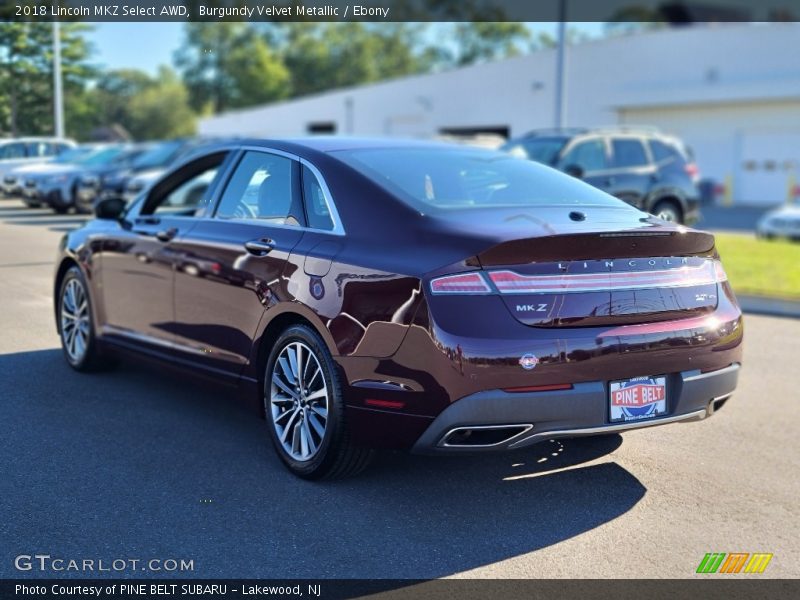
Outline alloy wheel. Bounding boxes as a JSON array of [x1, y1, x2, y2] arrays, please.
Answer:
[[61, 278, 90, 364], [269, 342, 329, 462]]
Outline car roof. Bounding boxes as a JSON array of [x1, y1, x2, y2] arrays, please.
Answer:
[[236, 136, 456, 153]]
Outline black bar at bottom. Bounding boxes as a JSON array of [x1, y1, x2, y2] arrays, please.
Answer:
[[1, 579, 798, 600]]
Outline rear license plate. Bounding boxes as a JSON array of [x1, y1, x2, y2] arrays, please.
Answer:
[[609, 375, 667, 423]]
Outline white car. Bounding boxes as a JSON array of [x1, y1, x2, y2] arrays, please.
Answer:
[[757, 204, 800, 241]]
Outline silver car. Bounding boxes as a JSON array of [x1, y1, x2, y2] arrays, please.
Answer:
[[0, 137, 76, 196]]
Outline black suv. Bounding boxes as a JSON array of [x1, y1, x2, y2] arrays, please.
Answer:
[[501, 127, 700, 224]]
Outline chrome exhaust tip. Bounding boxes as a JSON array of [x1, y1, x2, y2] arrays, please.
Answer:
[[439, 424, 533, 448]]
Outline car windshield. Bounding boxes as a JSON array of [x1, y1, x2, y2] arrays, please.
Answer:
[[500, 137, 567, 165], [132, 140, 184, 169], [334, 146, 624, 212], [53, 147, 97, 164]]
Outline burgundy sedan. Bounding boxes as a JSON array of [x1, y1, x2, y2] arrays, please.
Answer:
[[54, 138, 742, 479]]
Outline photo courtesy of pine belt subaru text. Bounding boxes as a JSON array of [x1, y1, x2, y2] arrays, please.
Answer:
[[53, 138, 742, 479]]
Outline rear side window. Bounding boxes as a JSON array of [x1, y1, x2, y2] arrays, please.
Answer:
[[649, 139, 686, 165], [302, 165, 334, 231], [501, 137, 567, 165], [559, 139, 608, 172], [215, 151, 297, 224], [611, 139, 649, 168]]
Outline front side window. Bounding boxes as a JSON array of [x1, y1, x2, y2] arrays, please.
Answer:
[[215, 151, 297, 224], [152, 168, 219, 216], [559, 139, 608, 172], [302, 165, 334, 231], [611, 139, 649, 168], [140, 153, 228, 217]]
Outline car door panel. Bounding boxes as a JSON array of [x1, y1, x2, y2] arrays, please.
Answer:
[[98, 215, 194, 350], [171, 221, 304, 373], [97, 151, 232, 354]]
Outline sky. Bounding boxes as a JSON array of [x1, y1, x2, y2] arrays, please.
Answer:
[[86, 22, 607, 76]]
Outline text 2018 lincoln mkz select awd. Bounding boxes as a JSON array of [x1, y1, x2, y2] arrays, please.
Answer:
[[54, 138, 742, 479]]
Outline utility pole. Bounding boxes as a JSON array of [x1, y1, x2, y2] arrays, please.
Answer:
[[53, 21, 65, 138], [554, 0, 568, 130]]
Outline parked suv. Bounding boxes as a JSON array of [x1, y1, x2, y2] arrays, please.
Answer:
[[501, 127, 700, 224]]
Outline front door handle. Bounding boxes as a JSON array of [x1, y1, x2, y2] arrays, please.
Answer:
[[244, 239, 274, 256], [156, 227, 178, 242]]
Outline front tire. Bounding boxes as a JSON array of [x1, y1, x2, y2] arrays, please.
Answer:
[[58, 266, 113, 371], [264, 325, 373, 480]]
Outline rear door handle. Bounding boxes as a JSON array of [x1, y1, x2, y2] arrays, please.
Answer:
[[156, 227, 178, 242], [244, 239, 274, 256]]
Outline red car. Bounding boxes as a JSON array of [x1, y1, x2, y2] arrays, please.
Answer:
[[54, 138, 742, 479]]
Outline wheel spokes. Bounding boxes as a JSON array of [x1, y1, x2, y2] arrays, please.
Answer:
[[61, 278, 91, 363], [268, 341, 330, 462]]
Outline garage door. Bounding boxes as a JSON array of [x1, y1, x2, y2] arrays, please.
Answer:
[[738, 131, 800, 206]]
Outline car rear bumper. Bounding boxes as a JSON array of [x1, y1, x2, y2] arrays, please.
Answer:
[[411, 362, 739, 453]]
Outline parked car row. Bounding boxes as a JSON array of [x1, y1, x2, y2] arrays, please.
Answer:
[[1, 136, 218, 214]]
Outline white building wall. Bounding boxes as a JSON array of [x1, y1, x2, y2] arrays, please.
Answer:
[[200, 23, 800, 205]]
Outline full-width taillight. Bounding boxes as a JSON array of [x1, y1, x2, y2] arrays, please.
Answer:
[[486, 260, 728, 294], [430, 272, 491, 294], [431, 260, 728, 295]]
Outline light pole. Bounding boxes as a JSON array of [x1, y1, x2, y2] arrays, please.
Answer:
[[53, 21, 65, 138], [554, 0, 568, 130]]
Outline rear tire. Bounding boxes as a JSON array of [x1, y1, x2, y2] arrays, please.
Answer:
[[652, 200, 683, 224], [57, 266, 115, 372], [264, 324, 373, 480]]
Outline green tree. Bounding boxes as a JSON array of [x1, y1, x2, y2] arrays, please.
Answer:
[[0, 22, 94, 137], [279, 23, 432, 98], [449, 22, 532, 66], [126, 67, 196, 140], [174, 23, 290, 113]]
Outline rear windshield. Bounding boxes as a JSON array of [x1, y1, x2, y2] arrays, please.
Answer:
[[334, 147, 624, 212]]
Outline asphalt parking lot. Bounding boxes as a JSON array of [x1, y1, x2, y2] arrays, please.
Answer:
[[0, 198, 798, 580]]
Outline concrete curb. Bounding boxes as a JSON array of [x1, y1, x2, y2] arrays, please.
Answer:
[[738, 295, 800, 319]]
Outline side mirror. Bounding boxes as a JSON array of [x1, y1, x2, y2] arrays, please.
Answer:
[[94, 196, 126, 220], [564, 164, 585, 179]]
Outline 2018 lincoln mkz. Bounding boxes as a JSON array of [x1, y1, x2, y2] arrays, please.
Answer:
[[54, 138, 742, 479]]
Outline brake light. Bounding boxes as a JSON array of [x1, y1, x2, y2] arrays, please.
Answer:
[[685, 162, 700, 182], [430, 272, 491, 294]]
